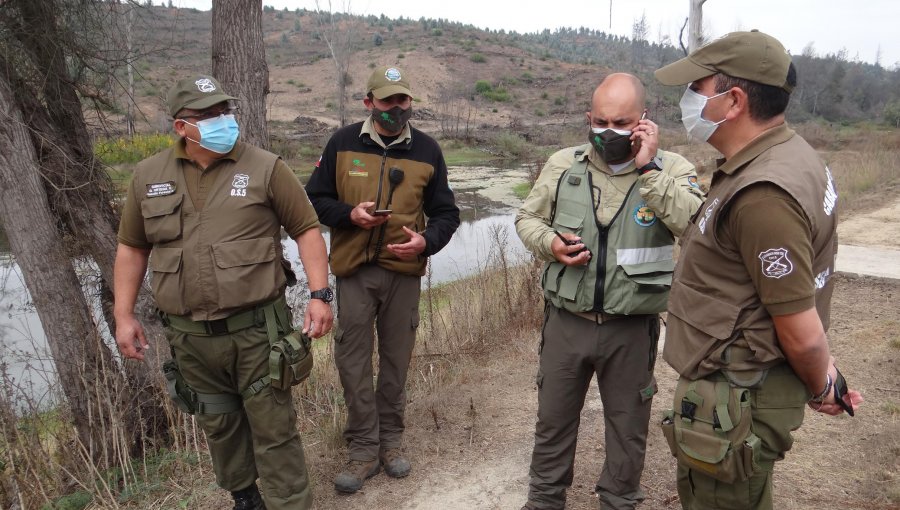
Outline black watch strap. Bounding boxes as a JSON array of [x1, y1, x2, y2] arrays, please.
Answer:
[[638, 157, 663, 175], [310, 287, 334, 303]]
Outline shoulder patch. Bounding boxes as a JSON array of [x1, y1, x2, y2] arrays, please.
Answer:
[[758, 248, 793, 279]]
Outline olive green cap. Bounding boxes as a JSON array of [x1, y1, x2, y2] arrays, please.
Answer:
[[655, 30, 794, 92], [166, 75, 237, 117], [366, 66, 413, 100]]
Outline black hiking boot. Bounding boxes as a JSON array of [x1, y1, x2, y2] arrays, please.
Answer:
[[231, 482, 266, 510]]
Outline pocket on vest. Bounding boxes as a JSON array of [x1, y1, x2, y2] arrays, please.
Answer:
[[149, 247, 186, 314], [211, 237, 280, 309], [621, 258, 674, 292], [543, 262, 585, 302], [141, 194, 184, 244], [668, 281, 741, 340]]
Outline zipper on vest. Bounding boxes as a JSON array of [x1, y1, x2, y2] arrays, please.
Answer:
[[591, 178, 638, 312], [368, 149, 390, 262]]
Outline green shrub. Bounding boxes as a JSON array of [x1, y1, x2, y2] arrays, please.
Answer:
[[475, 80, 492, 94], [94, 133, 174, 165], [431, 28, 443, 36], [470, 53, 486, 63], [41, 491, 91, 510], [520, 72, 534, 83]]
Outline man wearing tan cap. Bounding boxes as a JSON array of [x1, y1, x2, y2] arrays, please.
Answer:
[[306, 65, 459, 493], [654, 31, 862, 509], [114, 75, 332, 509]]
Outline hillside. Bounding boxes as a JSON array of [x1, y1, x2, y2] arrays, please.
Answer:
[[116, 5, 900, 138]]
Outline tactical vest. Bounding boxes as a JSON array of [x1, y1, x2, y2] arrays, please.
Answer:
[[542, 153, 675, 315], [664, 127, 838, 381], [133, 142, 285, 321]]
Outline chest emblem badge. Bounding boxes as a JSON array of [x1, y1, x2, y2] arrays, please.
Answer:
[[633, 204, 658, 227], [231, 173, 249, 197]]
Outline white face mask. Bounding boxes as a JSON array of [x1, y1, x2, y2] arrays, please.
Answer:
[[679, 87, 729, 142]]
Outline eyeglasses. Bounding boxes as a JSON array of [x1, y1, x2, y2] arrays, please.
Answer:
[[833, 367, 855, 417], [177, 106, 239, 122]]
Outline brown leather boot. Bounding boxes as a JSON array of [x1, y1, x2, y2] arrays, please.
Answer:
[[334, 459, 380, 493], [379, 448, 411, 478]]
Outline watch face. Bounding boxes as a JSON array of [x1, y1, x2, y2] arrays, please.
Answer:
[[311, 288, 334, 303]]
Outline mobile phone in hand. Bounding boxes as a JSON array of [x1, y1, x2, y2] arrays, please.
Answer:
[[372, 209, 392, 216]]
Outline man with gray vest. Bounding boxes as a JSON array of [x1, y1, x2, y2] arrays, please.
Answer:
[[654, 31, 862, 509], [516, 73, 703, 510], [114, 75, 333, 510]]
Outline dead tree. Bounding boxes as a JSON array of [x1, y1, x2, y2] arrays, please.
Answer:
[[314, 0, 356, 127]]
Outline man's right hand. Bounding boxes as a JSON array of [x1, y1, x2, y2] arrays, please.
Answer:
[[551, 232, 591, 266], [350, 201, 391, 229], [115, 314, 149, 360]]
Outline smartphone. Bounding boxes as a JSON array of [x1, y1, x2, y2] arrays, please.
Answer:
[[372, 209, 392, 216]]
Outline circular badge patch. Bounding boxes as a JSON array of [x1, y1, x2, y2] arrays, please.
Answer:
[[385, 68, 402, 81], [633, 204, 658, 227], [688, 176, 700, 188]]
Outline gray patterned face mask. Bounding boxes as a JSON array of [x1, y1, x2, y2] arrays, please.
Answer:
[[589, 127, 633, 163], [679, 87, 728, 142]]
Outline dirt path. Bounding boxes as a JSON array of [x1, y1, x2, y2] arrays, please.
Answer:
[[304, 199, 900, 509]]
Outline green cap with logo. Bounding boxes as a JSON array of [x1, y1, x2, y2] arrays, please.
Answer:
[[166, 75, 238, 117], [655, 30, 794, 92], [366, 66, 413, 100]]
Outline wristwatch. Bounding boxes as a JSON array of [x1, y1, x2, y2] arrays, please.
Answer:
[[637, 157, 663, 175], [309, 287, 334, 303], [809, 373, 833, 405]]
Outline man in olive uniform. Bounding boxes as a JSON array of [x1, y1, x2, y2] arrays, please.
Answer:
[[114, 75, 333, 510], [654, 31, 862, 509], [305, 66, 459, 493], [516, 73, 704, 510]]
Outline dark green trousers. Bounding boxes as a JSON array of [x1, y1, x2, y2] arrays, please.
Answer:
[[675, 364, 809, 510], [168, 322, 312, 510], [527, 305, 660, 510], [334, 264, 421, 461]]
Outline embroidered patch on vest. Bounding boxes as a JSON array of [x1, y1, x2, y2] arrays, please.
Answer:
[[688, 176, 700, 188], [146, 181, 176, 197], [823, 166, 837, 216], [230, 173, 249, 197], [697, 197, 720, 235], [633, 204, 658, 227], [348, 167, 368, 177], [758, 248, 794, 279]]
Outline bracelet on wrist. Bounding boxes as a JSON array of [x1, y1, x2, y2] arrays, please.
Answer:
[[809, 373, 833, 404]]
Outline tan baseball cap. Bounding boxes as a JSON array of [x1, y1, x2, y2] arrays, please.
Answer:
[[655, 30, 794, 92], [166, 75, 237, 117], [366, 66, 413, 99]]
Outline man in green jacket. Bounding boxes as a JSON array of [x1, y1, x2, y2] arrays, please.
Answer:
[[516, 73, 703, 510]]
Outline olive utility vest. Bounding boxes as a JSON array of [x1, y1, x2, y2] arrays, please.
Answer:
[[134, 143, 286, 321], [543, 153, 676, 315], [664, 128, 838, 381]]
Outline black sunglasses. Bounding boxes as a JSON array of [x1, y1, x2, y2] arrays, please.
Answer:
[[177, 106, 239, 122], [833, 367, 855, 417]]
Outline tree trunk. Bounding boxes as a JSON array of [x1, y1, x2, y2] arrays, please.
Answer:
[[688, 0, 706, 53], [0, 71, 120, 466], [211, 0, 270, 149]]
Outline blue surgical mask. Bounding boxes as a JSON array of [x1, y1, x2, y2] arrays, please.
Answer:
[[185, 114, 240, 154], [679, 87, 728, 142]]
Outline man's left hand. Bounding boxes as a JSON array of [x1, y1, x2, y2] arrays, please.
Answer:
[[303, 299, 333, 338], [386, 226, 426, 260], [632, 118, 659, 169]]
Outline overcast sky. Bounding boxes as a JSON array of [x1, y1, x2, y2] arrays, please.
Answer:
[[174, 0, 898, 68]]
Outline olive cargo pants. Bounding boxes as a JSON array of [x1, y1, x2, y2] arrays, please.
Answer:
[[168, 322, 312, 510], [527, 306, 660, 510], [675, 364, 808, 510], [334, 264, 421, 461]]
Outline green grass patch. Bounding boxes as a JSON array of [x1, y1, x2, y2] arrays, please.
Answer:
[[442, 145, 495, 166], [891, 338, 900, 349], [512, 181, 532, 200], [881, 401, 900, 416]]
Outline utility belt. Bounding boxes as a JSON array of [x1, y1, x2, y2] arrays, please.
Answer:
[[660, 368, 770, 483], [161, 296, 314, 415]]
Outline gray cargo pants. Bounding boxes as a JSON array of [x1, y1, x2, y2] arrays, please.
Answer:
[[527, 305, 660, 510], [334, 264, 421, 461]]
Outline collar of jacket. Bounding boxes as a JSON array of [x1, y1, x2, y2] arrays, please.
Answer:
[[716, 123, 795, 175], [360, 116, 413, 150]]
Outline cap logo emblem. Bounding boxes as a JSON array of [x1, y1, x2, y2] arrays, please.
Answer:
[[384, 68, 402, 82], [195, 78, 217, 93]]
